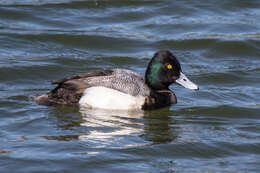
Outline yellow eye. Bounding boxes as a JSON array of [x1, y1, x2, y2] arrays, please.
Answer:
[[167, 64, 173, 69]]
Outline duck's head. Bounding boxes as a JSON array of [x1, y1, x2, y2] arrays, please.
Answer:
[[145, 50, 198, 91]]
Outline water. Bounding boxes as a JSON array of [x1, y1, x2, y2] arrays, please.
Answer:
[[1, 0, 260, 172]]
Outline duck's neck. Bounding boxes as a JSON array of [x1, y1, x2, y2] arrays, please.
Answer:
[[142, 90, 177, 110]]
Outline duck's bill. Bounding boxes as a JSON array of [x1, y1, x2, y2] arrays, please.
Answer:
[[176, 72, 199, 90]]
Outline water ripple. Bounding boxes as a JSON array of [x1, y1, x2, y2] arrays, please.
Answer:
[[1, 0, 260, 172]]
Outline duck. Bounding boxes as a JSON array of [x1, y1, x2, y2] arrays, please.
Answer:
[[33, 50, 198, 110]]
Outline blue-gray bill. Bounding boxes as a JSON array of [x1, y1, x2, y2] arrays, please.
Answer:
[[175, 72, 199, 90]]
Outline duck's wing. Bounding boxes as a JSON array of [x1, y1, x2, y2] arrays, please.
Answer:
[[36, 69, 113, 105], [51, 69, 114, 85], [54, 69, 150, 95], [83, 69, 151, 96], [35, 69, 150, 105]]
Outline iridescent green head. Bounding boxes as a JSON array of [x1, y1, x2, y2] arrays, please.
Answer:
[[145, 50, 198, 90]]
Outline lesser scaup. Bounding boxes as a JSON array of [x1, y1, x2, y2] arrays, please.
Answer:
[[34, 50, 198, 110]]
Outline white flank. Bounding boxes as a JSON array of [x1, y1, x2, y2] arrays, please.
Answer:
[[79, 86, 145, 110]]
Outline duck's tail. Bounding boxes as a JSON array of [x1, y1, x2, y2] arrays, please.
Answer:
[[30, 94, 52, 105]]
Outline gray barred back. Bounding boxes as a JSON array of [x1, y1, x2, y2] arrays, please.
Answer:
[[78, 69, 151, 96]]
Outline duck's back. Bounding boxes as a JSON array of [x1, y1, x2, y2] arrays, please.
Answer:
[[86, 69, 150, 96], [34, 69, 151, 107]]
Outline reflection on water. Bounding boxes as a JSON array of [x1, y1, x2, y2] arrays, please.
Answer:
[[78, 108, 179, 147], [46, 104, 260, 148], [47, 106, 179, 147], [79, 109, 145, 147], [142, 109, 179, 144]]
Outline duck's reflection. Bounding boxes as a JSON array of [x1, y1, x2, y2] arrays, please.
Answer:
[[48, 106, 179, 146], [78, 108, 145, 147], [77, 107, 179, 146], [142, 109, 179, 144]]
